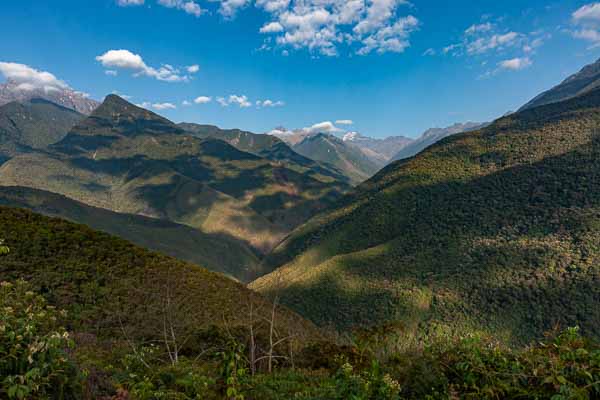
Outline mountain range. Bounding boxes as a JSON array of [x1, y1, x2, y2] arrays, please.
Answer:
[[0, 94, 349, 282]]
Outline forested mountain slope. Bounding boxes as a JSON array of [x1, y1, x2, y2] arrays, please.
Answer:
[[0, 186, 262, 281], [251, 87, 600, 344], [0, 206, 318, 353]]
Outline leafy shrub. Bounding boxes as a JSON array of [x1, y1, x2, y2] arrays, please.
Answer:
[[400, 327, 600, 399], [114, 345, 218, 400], [0, 280, 81, 399]]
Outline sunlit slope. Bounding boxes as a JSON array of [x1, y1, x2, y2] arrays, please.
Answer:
[[251, 88, 600, 343]]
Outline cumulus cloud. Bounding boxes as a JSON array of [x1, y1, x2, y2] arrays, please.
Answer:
[[216, 94, 252, 107], [194, 96, 212, 104], [260, 21, 284, 33], [304, 121, 342, 134], [217, 0, 251, 17], [0, 62, 70, 93], [157, 0, 204, 16], [187, 64, 200, 73], [498, 57, 532, 71], [571, 3, 600, 47], [96, 49, 194, 82], [336, 119, 353, 125], [257, 0, 418, 56], [182, 100, 192, 106]]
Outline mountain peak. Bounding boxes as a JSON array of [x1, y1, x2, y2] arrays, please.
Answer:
[[0, 80, 99, 115], [63, 94, 182, 139]]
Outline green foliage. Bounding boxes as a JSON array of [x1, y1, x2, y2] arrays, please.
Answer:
[[218, 340, 247, 400], [399, 327, 600, 399], [116, 347, 217, 400], [0, 280, 81, 399], [0, 238, 9, 255]]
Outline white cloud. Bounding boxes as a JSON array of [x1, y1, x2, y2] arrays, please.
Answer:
[[260, 21, 284, 33], [151, 102, 177, 110], [256, 99, 285, 107], [117, 0, 144, 6], [465, 22, 493, 35], [228, 94, 252, 107], [257, 0, 418, 56], [256, 0, 290, 13], [216, 97, 229, 107], [182, 100, 192, 106], [335, 119, 353, 125], [187, 64, 200, 73], [194, 96, 212, 104], [95, 49, 192, 82], [218, 0, 251, 17], [571, 3, 600, 47], [466, 32, 520, 55], [105, 70, 118, 76], [498, 57, 532, 71], [157, 0, 204, 16], [304, 121, 341, 134], [0, 62, 69, 93], [573, 3, 600, 22]]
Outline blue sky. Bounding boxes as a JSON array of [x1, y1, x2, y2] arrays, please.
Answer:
[[1, 0, 600, 138]]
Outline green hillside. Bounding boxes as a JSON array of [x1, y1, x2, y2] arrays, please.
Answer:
[[252, 87, 600, 344], [0, 95, 348, 262], [0, 98, 84, 162], [0, 186, 264, 281], [293, 133, 382, 184], [0, 205, 318, 348]]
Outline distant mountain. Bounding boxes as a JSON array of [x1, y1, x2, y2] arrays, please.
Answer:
[[252, 86, 600, 342], [390, 122, 486, 162], [342, 132, 413, 165], [0, 95, 348, 279], [0, 98, 84, 162], [0, 79, 99, 114], [0, 186, 263, 281], [520, 58, 600, 111], [292, 133, 382, 185], [179, 123, 351, 185]]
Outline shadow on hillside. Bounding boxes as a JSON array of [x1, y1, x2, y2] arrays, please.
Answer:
[[268, 133, 600, 340]]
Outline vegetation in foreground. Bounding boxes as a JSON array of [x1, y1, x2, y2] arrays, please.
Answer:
[[2, 279, 599, 399], [0, 223, 598, 399]]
